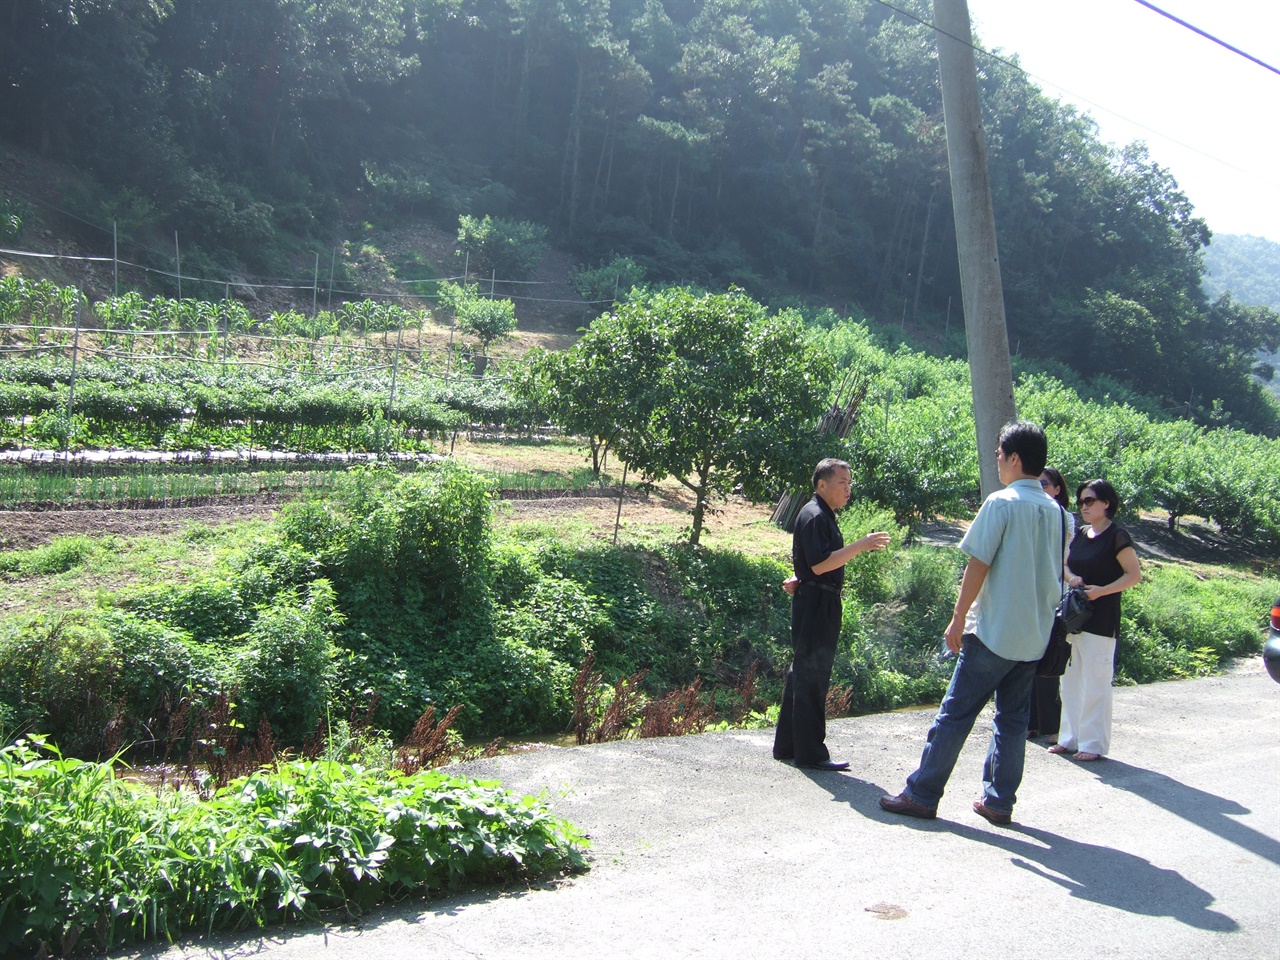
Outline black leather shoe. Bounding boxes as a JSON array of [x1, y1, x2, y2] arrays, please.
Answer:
[[972, 800, 1013, 826], [879, 791, 937, 819], [796, 758, 849, 771]]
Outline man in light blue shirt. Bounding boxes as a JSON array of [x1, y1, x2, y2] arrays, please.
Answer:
[[881, 420, 1061, 825]]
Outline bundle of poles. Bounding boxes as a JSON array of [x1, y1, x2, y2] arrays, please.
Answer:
[[770, 373, 867, 533]]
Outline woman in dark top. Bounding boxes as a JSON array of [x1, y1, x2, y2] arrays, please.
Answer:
[[1028, 467, 1072, 740], [1049, 479, 1142, 761]]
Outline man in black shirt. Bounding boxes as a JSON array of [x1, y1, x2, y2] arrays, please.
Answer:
[[773, 458, 891, 770]]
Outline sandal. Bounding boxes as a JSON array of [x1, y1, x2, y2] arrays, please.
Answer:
[[1073, 752, 1101, 762], [1047, 744, 1072, 755]]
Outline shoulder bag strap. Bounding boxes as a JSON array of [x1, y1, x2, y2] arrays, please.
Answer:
[[1058, 505, 1067, 602]]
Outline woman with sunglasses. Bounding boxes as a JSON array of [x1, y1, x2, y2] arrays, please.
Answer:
[[1049, 478, 1143, 761], [1028, 467, 1072, 741]]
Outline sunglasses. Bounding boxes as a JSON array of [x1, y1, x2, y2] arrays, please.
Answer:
[[1078, 495, 1101, 508], [1039, 479, 1055, 488]]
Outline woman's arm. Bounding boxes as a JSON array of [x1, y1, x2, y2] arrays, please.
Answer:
[[1082, 546, 1141, 601], [1064, 563, 1082, 588]]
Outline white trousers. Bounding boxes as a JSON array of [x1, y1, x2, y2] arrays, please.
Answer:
[[1057, 630, 1116, 755]]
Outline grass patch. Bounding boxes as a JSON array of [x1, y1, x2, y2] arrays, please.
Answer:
[[0, 535, 104, 576], [1119, 561, 1280, 682], [0, 521, 272, 625], [395, 251, 442, 299]]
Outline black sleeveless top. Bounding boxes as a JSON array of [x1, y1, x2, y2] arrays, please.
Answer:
[[1066, 523, 1133, 638]]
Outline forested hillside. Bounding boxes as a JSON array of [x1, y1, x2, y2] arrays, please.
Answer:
[[1, 0, 1278, 432], [1204, 233, 1280, 311]]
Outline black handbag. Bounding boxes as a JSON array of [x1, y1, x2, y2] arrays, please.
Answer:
[[1038, 615, 1072, 678], [1037, 508, 1084, 678], [1056, 586, 1094, 635]]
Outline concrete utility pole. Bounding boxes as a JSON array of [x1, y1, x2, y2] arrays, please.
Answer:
[[933, 0, 1017, 498]]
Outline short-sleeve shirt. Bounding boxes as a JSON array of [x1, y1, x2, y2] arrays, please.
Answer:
[[1066, 523, 1133, 638], [958, 478, 1063, 661], [793, 493, 844, 589]]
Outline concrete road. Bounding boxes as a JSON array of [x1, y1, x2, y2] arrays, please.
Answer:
[[128, 661, 1279, 960]]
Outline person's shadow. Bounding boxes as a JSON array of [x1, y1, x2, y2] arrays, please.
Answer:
[[807, 772, 1238, 932], [1085, 758, 1280, 867], [958, 821, 1237, 932]]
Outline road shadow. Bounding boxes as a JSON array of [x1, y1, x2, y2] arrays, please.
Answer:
[[124, 883, 546, 959], [957, 821, 1238, 932], [809, 776, 1237, 932], [1084, 758, 1280, 867], [800, 768, 903, 810]]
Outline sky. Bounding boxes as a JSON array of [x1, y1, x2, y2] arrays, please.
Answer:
[[962, 0, 1280, 245]]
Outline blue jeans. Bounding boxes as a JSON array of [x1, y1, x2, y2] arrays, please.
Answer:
[[904, 634, 1037, 814]]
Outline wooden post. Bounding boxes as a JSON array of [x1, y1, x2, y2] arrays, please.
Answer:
[[933, 0, 1017, 497]]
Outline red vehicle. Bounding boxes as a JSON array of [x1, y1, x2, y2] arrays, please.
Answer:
[[1265, 597, 1280, 683]]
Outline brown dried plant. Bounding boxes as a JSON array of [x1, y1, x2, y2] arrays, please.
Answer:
[[393, 705, 468, 775], [825, 684, 855, 719], [636, 679, 717, 739], [572, 653, 650, 744], [733, 660, 762, 723], [178, 694, 278, 797]]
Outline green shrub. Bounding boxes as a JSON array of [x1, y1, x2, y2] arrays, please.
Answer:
[[569, 255, 647, 305], [0, 614, 122, 756], [0, 739, 587, 957], [117, 578, 257, 643], [456, 214, 548, 279], [838, 502, 903, 605], [834, 544, 960, 713], [491, 576, 609, 662], [234, 580, 343, 745], [0, 611, 219, 757], [279, 463, 492, 628], [0, 535, 102, 576], [1120, 565, 1278, 676], [533, 544, 701, 683]]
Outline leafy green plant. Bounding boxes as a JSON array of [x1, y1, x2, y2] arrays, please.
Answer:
[[0, 535, 102, 576], [0, 194, 31, 242], [569, 255, 647, 307], [234, 580, 343, 745], [456, 214, 548, 279], [0, 738, 587, 957]]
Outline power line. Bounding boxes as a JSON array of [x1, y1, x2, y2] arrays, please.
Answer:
[[1131, 0, 1280, 77]]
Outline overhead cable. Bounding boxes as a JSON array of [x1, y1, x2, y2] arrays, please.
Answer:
[[1131, 0, 1280, 77]]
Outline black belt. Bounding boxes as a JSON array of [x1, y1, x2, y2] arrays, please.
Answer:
[[801, 580, 842, 595]]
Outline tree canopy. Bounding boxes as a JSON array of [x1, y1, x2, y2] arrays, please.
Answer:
[[531, 287, 834, 543]]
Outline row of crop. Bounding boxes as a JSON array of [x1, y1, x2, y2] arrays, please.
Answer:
[[0, 276, 428, 337], [0, 358, 539, 452], [832, 335, 1280, 549]]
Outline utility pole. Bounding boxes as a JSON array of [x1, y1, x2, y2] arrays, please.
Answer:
[[933, 0, 1017, 498]]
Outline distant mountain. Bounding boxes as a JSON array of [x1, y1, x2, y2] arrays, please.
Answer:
[[1203, 233, 1280, 311]]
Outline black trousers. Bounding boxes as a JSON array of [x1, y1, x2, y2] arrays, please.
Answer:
[[1027, 675, 1061, 736], [773, 584, 842, 765]]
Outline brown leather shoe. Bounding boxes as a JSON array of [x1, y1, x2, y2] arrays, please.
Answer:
[[879, 792, 937, 819], [972, 800, 1012, 826]]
